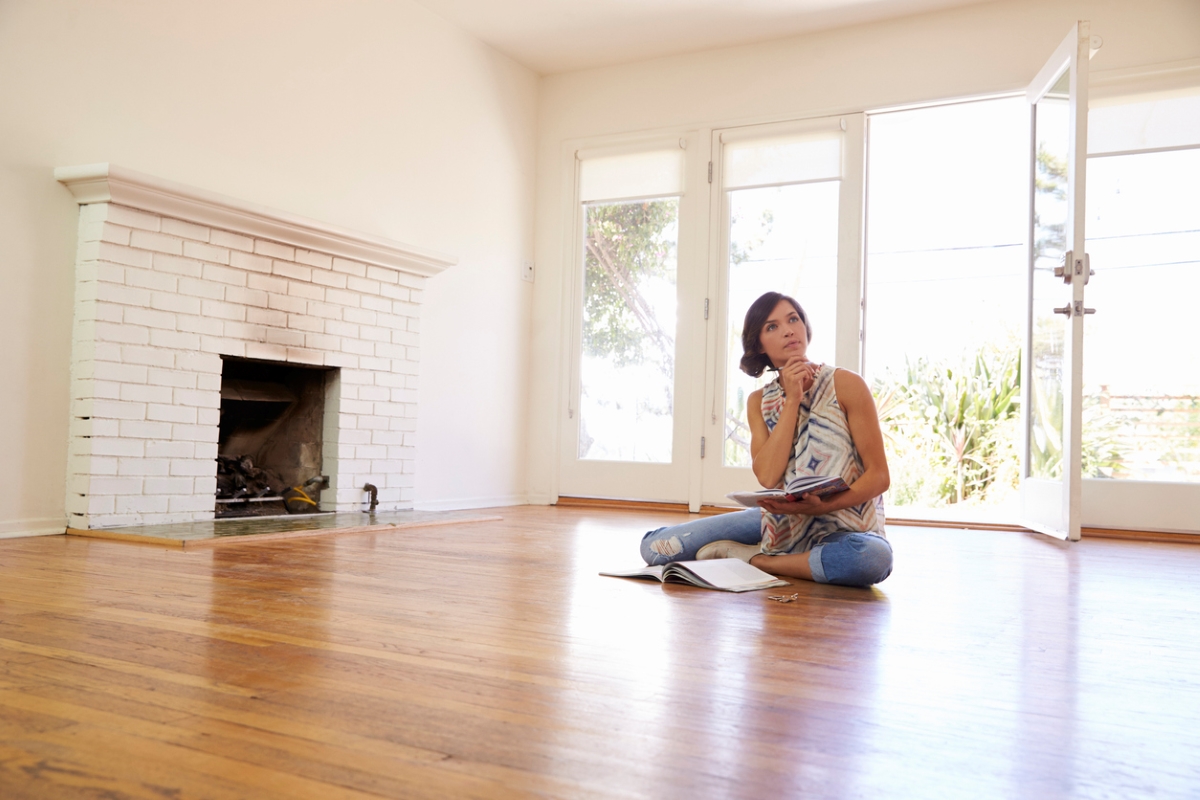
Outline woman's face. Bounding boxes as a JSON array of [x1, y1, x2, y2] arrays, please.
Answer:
[[757, 299, 809, 368]]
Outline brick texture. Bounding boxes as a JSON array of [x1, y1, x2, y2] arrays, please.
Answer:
[[67, 204, 425, 529]]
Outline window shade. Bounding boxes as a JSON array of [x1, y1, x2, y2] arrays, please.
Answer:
[[578, 149, 686, 203], [722, 132, 842, 191], [1089, 91, 1200, 155]]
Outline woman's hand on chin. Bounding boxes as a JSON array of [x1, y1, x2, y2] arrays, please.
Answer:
[[761, 493, 828, 517], [779, 357, 819, 399]]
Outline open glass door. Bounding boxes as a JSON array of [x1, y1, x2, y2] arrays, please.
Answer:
[[1022, 22, 1096, 541]]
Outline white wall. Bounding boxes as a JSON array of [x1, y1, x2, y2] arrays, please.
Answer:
[[0, 0, 537, 535], [528, 0, 1200, 502]]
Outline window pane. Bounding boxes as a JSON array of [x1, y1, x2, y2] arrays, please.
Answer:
[[723, 182, 839, 466], [1028, 91, 1071, 481], [579, 198, 678, 462], [1084, 147, 1200, 482]]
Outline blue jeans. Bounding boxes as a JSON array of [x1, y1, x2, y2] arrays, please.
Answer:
[[640, 509, 893, 587]]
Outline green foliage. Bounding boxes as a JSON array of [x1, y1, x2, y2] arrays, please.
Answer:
[[1161, 397, 1200, 474], [875, 347, 1022, 506], [582, 199, 678, 370], [876, 342, 1131, 509], [1027, 377, 1125, 480]]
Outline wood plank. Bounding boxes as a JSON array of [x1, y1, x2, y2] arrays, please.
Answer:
[[1, 506, 1198, 798]]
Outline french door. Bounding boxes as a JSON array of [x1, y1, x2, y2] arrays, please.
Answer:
[[1020, 23, 1095, 541], [557, 135, 709, 502], [699, 116, 865, 507]]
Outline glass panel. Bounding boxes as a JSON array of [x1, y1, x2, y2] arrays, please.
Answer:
[[579, 150, 685, 202], [1084, 147, 1200, 481], [1029, 74, 1071, 480], [723, 134, 841, 190], [722, 182, 839, 466], [863, 98, 1028, 515], [578, 198, 679, 462]]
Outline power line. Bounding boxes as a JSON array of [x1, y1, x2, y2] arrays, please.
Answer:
[[1088, 227, 1200, 241], [866, 242, 1023, 256]]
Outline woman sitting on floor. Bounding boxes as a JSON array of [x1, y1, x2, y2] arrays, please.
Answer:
[[640, 291, 893, 587]]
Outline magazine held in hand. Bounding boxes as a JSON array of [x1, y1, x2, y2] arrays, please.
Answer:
[[601, 558, 789, 593], [725, 474, 849, 508]]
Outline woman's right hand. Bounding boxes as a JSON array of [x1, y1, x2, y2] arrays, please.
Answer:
[[780, 358, 819, 400]]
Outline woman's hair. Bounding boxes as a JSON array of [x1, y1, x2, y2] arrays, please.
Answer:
[[738, 292, 812, 378]]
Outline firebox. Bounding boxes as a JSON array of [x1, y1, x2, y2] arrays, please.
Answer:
[[217, 357, 335, 518]]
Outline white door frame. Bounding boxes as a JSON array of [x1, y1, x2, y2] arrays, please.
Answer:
[[1020, 22, 1094, 541]]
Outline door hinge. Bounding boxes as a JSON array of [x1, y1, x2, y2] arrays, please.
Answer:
[[700, 436, 706, 458], [707, 161, 713, 183], [704, 298, 709, 320]]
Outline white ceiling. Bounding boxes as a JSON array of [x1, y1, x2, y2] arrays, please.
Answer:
[[412, 0, 995, 74]]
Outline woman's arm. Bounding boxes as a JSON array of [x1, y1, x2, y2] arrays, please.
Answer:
[[758, 369, 890, 517], [748, 358, 819, 488]]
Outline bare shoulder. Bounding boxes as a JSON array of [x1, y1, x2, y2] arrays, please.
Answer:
[[831, 367, 872, 407], [748, 387, 765, 412]]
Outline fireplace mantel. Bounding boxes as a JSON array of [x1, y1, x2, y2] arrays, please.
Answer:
[[55, 163, 456, 277]]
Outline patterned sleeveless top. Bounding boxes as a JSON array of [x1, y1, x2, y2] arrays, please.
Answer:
[[759, 364, 886, 555]]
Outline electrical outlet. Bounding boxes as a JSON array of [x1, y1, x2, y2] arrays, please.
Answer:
[[521, 260, 535, 283]]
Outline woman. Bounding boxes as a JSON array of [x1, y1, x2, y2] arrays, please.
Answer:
[[640, 291, 893, 587]]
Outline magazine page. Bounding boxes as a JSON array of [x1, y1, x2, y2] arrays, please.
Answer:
[[675, 559, 789, 592]]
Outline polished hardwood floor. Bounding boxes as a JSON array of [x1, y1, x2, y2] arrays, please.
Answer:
[[1, 505, 1198, 799]]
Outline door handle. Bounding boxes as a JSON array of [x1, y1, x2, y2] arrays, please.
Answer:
[[1052, 302, 1097, 318]]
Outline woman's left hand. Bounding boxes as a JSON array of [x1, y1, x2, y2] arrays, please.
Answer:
[[760, 493, 829, 517]]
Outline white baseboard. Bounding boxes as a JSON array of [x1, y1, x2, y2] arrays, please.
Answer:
[[0, 517, 67, 539], [525, 493, 557, 506], [414, 494, 529, 512]]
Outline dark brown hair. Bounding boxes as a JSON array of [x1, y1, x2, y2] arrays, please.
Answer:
[[738, 292, 811, 378]]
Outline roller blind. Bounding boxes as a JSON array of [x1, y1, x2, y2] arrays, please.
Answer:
[[578, 149, 686, 203], [1089, 90, 1200, 155], [722, 132, 842, 190]]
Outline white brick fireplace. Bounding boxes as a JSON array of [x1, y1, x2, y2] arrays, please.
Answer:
[[56, 164, 455, 529]]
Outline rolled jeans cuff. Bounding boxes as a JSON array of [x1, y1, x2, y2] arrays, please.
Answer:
[[808, 544, 828, 584]]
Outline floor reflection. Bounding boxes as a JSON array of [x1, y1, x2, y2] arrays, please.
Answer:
[[559, 513, 892, 796], [203, 543, 334, 691]]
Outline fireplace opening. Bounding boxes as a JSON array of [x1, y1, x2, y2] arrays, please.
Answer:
[[217, 357, 334, 518]]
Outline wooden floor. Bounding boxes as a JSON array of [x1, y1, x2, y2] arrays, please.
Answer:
[[2, 506, 1198, 799]]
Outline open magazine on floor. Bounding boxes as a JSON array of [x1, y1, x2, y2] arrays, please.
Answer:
[[726, 474, 850, 508], [600, 558, 789, 593]]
